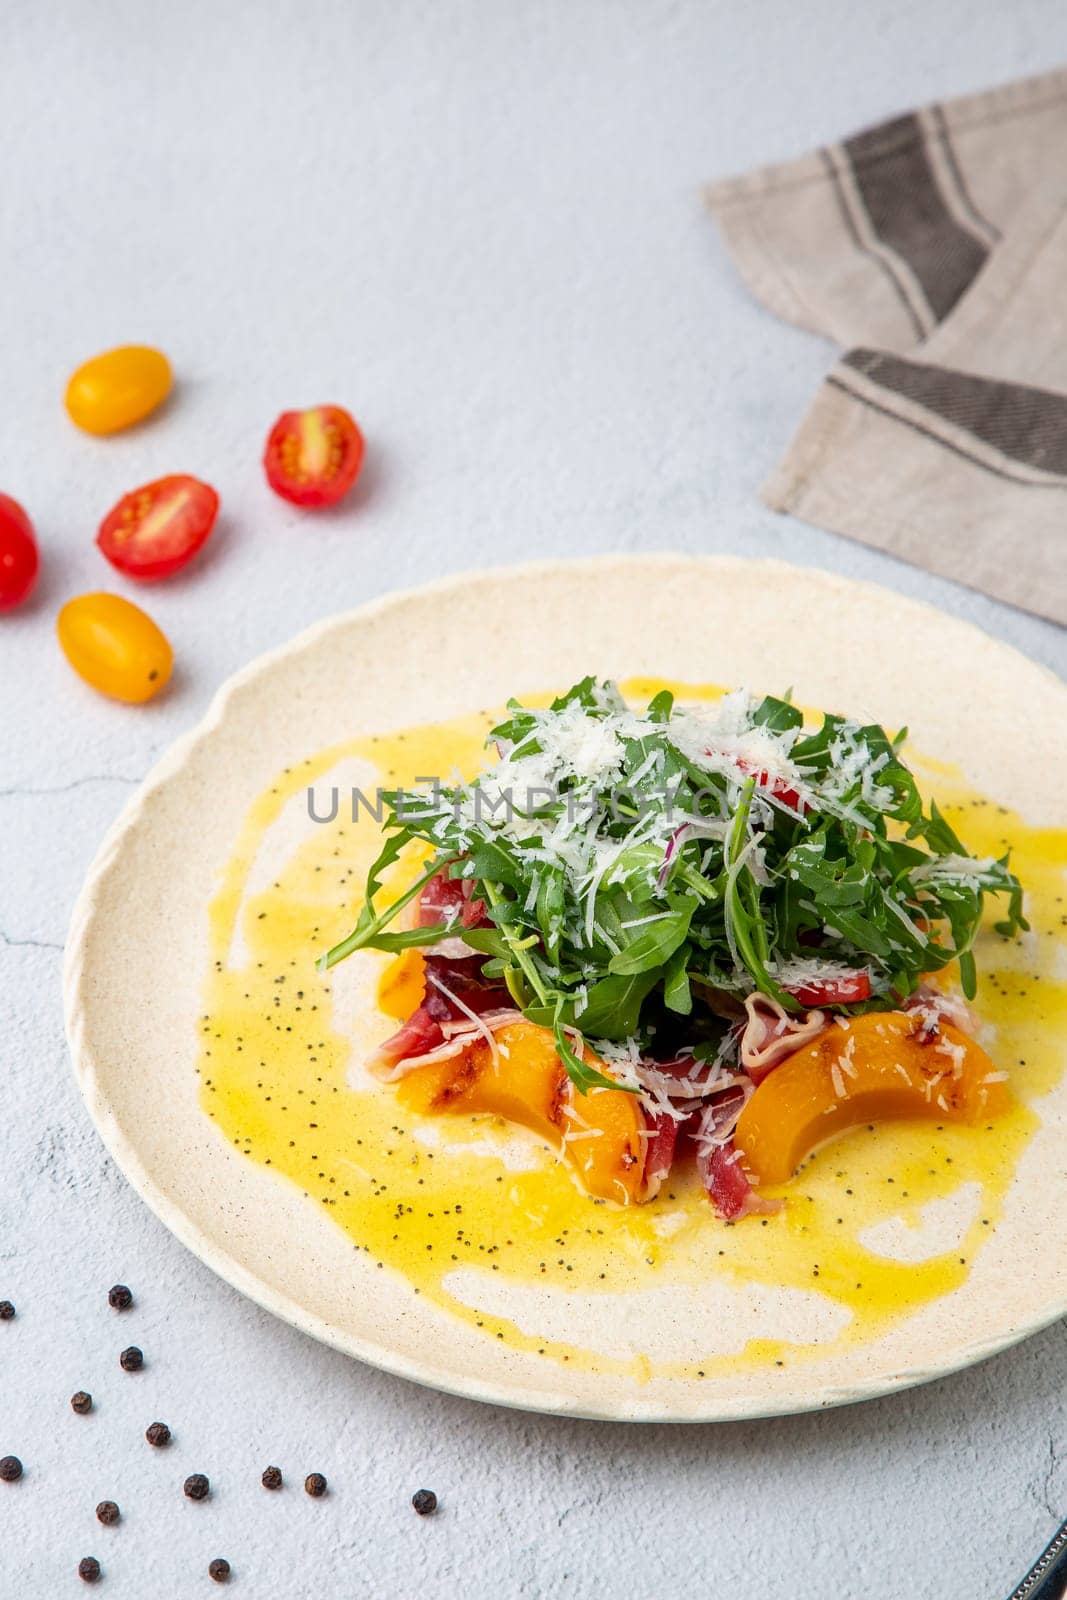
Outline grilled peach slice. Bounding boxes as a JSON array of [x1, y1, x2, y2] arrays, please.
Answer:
[[734, 1010, 1010, 1186], [395, 1019, 647, 1203]]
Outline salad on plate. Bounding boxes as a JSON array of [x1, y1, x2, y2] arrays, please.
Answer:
[[322, 679, 1025, 1220]]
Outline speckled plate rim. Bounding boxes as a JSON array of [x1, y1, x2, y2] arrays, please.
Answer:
[[63, 554, 1067, 1422]]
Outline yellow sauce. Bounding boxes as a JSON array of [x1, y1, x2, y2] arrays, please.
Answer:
[[197, 681, 1067, 1379]]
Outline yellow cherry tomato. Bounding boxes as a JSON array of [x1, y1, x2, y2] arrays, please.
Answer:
[[64, 346, 173, 435], [57, 593, 173, 703]]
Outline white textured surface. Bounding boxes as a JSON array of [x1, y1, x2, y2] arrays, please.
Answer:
[[0, 2, 1063, 1595]]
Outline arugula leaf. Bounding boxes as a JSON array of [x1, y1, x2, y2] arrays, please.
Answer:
[[318, 845, 441, 971], [752, 692, 803, 734], [608, 899, 695, 975], [552, 1004, 637, 1095], [663, 945, 693, 1015], [573, 971, 663, 1037]]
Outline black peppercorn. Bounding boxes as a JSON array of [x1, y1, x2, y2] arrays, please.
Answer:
[[209, 1558, 231, 1583], [145, 1421, 171, 1447], [412, 1488, 438, 1516], [0, 1456, 23, 1483], [0, 1300, 14, 1321], [119, 1345, 143, 1372], [108, 1285, 133, 1311], [96, 1501, 120, 1526], [71, 1391, 93, 1415], [184, 1473, 210, 1501], [304, 1472, 327, 1498], [78, 1556, 101, 1583], [261, 1465, 282, 1490]]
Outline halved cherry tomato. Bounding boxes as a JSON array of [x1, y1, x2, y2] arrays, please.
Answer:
[[785, 972, 872, 1007], [57, 593, 173, 703], [0, 494, 39, 611], [263, 405, 364, 507], [65, 346, 173, 435], [97, 475, 219, 580]]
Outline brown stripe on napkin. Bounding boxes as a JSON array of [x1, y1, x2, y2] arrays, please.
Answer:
[[705, 67, 1067, 350], [839, 349, 1067, 479], [763, 365, 1067, 625], [706, 67, 1067, 624], [842, 116, 990, 324]]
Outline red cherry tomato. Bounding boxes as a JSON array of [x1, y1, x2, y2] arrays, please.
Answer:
[[263, 406, 365, 508], [785, 973, 872, 1008], [96, 475, 219, 580], [0, 494, 39, 611]]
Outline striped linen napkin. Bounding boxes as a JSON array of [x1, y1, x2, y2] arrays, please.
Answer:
[[705, 67, 1067, 626]]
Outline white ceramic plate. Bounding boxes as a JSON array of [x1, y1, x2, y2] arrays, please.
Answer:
[[64, 556, 1067, 1420]]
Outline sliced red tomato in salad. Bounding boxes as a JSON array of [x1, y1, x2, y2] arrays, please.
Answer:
[[96, 475, 219, 580], [0, 494, 39, 611], [263, 405, 365, 508], [784, 972, 872, 1007], [735, 757, 807, 813]]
